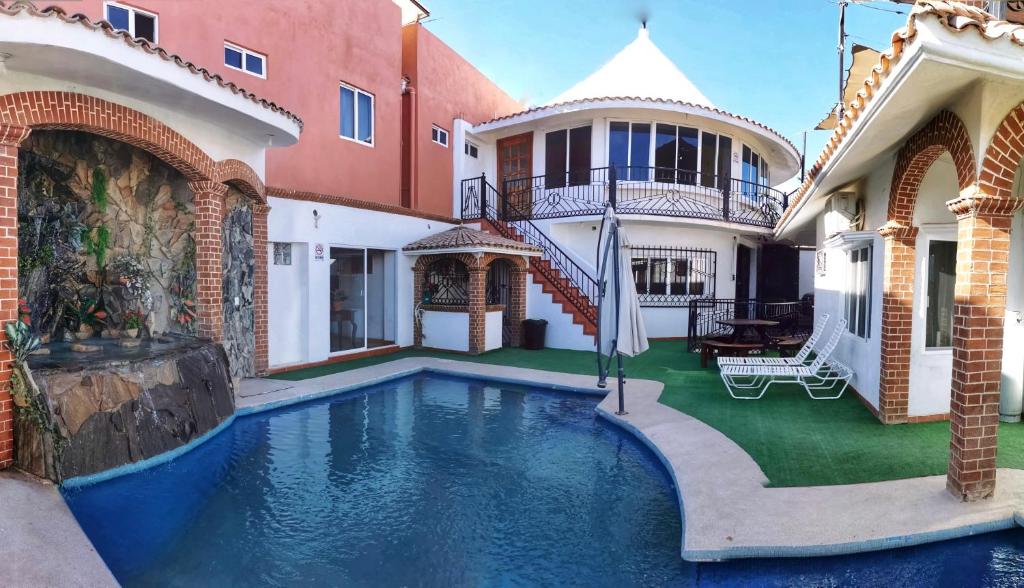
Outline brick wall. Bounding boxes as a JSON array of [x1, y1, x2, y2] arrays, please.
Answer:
[[0, 124, 30, 469]]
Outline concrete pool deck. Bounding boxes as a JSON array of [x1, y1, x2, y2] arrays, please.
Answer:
[[238, 357, 1024, 562], [0, 470, 117, 587]]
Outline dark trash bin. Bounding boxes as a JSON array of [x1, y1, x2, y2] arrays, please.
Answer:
[[522, 319, 548, 350]]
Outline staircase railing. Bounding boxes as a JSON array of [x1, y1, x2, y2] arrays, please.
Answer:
[[686, 298, 811, 352], [473, 177, 599, 325], [461, 166, 788, 228]]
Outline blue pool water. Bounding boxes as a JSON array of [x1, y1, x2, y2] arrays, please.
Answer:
[[63, 374, 1024, 587]]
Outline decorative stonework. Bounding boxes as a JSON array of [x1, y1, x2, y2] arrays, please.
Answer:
[[221, 192, 255, 380], [18, 130, 196, 338]]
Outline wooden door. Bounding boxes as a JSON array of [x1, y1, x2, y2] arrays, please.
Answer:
[[497, 132, 533, 218], [735, 244, 752, 319]]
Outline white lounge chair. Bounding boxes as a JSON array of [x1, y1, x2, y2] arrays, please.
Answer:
[[717, 313, 830, 367], [719, 318, 851, 400]]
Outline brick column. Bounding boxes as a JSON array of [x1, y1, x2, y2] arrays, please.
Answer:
[[877, 222, 918, 424], [188, 181, 228, 342], [0, 124, 30, 470], [252, 204, 270, 375], [945, 194, 1023, 501], [468, 266, 486, 354], [507, 265, 527, 347]]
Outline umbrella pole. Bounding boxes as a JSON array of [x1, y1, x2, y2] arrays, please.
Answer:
[[613, 217, 627, 415], [616, 351, 626, 416]]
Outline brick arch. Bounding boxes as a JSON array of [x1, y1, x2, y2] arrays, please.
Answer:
[[979, 102, 1024, 199], [877, 110, 976, 425], [413, 252, 480, 272], [887, 110, 976, 227], [0, 91, 216, 182], [482, 253, 529, 271], [215, 159, 266, 203]]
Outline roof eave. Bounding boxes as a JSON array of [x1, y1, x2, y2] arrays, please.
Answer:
[[402, 246, 541, 256]]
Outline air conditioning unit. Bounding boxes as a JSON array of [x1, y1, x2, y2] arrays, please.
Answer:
[[823, 191, 863, 236]]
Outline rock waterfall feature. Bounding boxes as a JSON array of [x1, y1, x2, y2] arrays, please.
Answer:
[[16, 339, 235, 483]]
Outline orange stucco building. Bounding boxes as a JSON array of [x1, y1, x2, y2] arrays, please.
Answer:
[[70, 0, 521, 215]]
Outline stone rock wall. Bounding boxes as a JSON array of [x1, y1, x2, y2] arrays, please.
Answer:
[[15, 340, 235, 482], [18, 130, 196, 338], [222, 192, 256, 379]]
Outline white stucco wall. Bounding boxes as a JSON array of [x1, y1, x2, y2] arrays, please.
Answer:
[[421, 311, 469, 352], [798, 249, 815, 298], [485, 310, 503, 352], [544, 217, 759, 339], [267, 196, 457, 367], [526, 274, 594, 351]]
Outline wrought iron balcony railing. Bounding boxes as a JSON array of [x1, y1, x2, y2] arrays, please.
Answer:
[[461, 166, 789, 228]]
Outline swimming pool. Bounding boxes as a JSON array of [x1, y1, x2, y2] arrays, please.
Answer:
[[63, 374, 1024, 587]]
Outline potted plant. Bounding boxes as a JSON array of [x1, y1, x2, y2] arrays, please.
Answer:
[[77, 298, 107, 339], [123, 309, 143, 338]]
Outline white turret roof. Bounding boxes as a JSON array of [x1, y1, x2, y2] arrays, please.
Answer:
[[547, 27, 713, 107]]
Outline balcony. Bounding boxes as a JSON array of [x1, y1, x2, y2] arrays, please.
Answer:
[[461, 166, 790, 229]]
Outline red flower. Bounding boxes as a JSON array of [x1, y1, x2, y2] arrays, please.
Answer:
[[94, 310, 108, 320]]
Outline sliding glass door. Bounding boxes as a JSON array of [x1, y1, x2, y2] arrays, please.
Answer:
[[329, 248, 394, 354]]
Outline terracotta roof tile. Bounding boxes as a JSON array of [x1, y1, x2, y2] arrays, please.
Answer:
[[403, 226, 541, 253], [0, 1, 303, 130], [777, 0, 1012, 232]]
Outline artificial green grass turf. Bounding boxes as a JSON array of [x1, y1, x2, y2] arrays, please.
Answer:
[[269, 341, 1024, 487]]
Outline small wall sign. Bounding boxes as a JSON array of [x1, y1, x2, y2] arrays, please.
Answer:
[[815, 249, 827, 276], [314, 243, 325, 261]]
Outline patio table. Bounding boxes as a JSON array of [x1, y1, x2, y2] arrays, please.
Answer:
[[717, 318, 779, 344]]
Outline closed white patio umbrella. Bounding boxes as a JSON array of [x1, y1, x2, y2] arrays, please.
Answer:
[[596, 204, 649, 414]]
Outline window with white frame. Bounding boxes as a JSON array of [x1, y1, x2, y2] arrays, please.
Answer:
[[845, 245, 872, 338], [464, 141, 479, 158], [224, 43, 266, 78], [432, 125, 449, 147], [545, 125, 592, 188], [609, 121, 732, 187], [631, 246, 716, 306], [105, 2, 157, 43], [339, 82, 374, 145], [272, 242, 292, 266], [925, 240, 957, 348]]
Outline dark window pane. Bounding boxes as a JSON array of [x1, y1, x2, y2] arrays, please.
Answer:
[[654, 124, 676, 182], [225, 46, 243, 68], [700, 133, 717, 188], [677, 127, 698, 184], [357, 92, 373, 143], [649, 257, 667, 295], [107, 5, 130, 31], [926, 240, 956, 347], [609, 122, 629, 180], [568, 125, 591, 186], [630, 123, 651, 180], [545, 130, 567, 188], [134, 13, 156, 42], [340, 87, 355, 138], [670, 259, 687, 295], [632, 258, 648, 294], [717, 136, 733, 189], [245, 53, 264, 75]]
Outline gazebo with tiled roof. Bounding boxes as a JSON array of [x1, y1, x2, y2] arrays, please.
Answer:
[[403, 226, 540, 354]]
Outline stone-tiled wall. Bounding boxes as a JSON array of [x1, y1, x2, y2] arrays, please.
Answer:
[[18, 130, 196, 338], [222, 191, 255, 379]]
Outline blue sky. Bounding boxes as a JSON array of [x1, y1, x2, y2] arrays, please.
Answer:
[[422, 0, 908, 182]]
